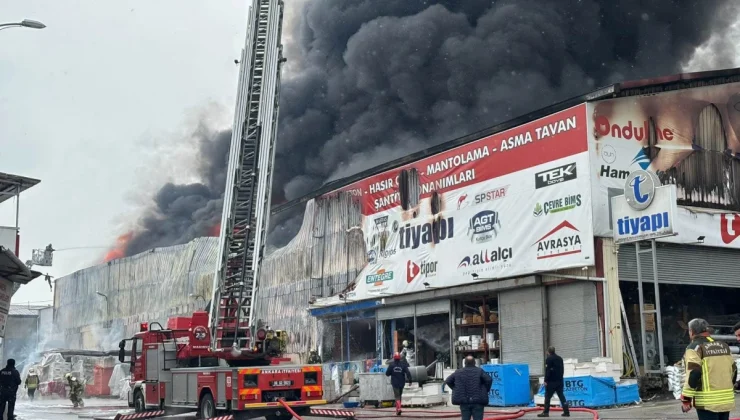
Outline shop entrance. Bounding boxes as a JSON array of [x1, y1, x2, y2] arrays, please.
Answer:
[[621, 281, 740, 366], [377, 300, 451, 368]]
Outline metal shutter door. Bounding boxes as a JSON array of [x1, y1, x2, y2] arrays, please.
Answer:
[[618, 243, 740, 288], [499, 286, 545, 376], [415, 299, 450, 316], [377, 305, 414, 320], [547, 282, 600, 363]]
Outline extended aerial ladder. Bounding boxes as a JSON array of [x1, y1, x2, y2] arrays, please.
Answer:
[[209, 0, 286, 354]]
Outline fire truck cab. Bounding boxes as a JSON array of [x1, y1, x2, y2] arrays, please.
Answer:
[[119, 312, 325, 420]]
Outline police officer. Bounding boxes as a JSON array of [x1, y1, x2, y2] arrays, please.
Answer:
[[681, 318, 737, 420], [0, 358, 21, 419]]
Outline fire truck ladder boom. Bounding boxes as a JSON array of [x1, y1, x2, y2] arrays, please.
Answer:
[[209, 0, 285, 351]]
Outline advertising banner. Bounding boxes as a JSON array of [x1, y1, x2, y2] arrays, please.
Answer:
[[322, 104, 595, 302], [588, 81, 740, 248], [611, 171, 678, 244]]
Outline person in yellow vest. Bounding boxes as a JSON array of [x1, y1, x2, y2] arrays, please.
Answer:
[[681, 318, 737, 420], [24, 368, 39, 401]]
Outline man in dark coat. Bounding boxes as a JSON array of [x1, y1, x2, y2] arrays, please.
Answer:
[[445, 356, 492, 420], [386, 353, 411, 415], [0, 359, 21, 419], [539, 346, 570, 417]]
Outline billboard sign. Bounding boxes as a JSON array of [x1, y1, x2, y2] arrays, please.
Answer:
[[611, 170, 678, 244], [587, 81, 740, 248], [321, 104, 595, 302]]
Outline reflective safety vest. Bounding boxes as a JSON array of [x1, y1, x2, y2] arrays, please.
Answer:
[[682, 336, 737, 413]]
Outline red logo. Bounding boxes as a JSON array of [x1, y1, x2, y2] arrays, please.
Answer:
[[532, 220, 583, 259], [721, 214, 740, 244], [457, 194, 468, 210], [406, 261, 420, 283]]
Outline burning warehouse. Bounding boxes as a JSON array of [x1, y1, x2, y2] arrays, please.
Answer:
[[49, 69, 740, 379]]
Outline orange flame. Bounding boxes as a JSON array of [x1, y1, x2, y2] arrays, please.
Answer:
[[209, 223, 221, 237], [104, 231, 133, 262]]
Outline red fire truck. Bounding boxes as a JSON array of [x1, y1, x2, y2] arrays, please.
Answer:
[[117, 1, 325, 419], [118, 312, 325, 420]]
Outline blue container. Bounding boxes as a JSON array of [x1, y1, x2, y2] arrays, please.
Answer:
[[616, 383, 640, 405], [481, 364, 530, 406], [343, 401, 360, 408], [537, 376, 616, 408]]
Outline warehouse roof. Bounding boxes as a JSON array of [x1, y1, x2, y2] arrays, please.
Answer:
[[9, 304, 50, 316], [0, 246, 42, 285], [0, 172, 40, 205], [271, 67, 740, 215]]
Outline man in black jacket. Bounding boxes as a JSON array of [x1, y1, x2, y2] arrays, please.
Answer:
[[0, 359, 21, 420], [445, 356, 492, 420], [539, 346, 570, 417], [386, 353, 411, 415]]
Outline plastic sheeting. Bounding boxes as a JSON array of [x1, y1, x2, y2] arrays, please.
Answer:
[[108, 363, 130, 400], [52, 194, 368, 358], [53, 237, 218, 349], [255, 194, 366, 356]]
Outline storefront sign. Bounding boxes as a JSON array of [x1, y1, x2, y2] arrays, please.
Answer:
[[611, 170, 678, 244], [587, 82, 740, 246], [316, 104, 595, 304]]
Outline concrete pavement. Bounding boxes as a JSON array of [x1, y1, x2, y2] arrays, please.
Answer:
[[6, 396, 740, 419]]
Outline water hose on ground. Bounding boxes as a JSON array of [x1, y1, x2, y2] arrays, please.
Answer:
[[278, 399, 305, 420]]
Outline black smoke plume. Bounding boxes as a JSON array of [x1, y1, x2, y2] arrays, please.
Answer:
[[122, 0, 736, 256]]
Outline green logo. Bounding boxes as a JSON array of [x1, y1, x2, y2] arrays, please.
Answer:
[[533, 202, 543, 217], [366, 270, 394, 284], [535, 194, 582, 216]]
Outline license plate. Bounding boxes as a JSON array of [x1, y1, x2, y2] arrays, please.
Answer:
[[270, 380, 293, 387]]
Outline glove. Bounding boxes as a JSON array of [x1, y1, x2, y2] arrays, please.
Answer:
[[680, 395, 692, 413]]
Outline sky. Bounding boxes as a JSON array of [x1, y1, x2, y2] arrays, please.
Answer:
[[0, 0, 251, 305], [1, 0, 739, 306]]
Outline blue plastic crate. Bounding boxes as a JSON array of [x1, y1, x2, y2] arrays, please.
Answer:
[[537, 376, 616, 408], [616, 383, 639, 405], [482, 364, 530, 406]]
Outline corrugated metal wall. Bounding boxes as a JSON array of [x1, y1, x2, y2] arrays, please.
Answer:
[[254, 193, 366, 357], [53, 237, 218, 349]]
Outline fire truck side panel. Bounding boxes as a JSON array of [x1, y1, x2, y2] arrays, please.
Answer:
[[171, 372, 199, 407]]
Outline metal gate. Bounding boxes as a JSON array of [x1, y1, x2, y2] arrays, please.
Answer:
[[499, 286, 545, 376], [618, 243, 740, 288], [547, 282, 600, 363]]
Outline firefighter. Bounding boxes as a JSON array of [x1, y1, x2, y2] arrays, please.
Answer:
[[400, 340, 415, 367], [307, 349, 322, 364], [65, 373, 85, 408], [385, 353, 411, 416], [24, 368, 39, 401], [681, 318, 737, 420]]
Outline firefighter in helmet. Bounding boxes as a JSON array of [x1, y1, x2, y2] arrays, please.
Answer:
[[65, 373, 85, 408]]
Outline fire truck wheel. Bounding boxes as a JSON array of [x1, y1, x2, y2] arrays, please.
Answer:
[[199, 392, 216, 419], [133, 390, 145, 413]]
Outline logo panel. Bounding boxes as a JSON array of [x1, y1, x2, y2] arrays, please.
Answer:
[[535, 163, 577, 189], [474, 186, 509, 205], [406, 260, 438, 283], [366, 269, 394, 285], [399, 217, 455, 250], [468, 210, 500, 243], [721, 214, 740, 245], [533, 221, 583, 259], [534, 194, 582, 217], [624, 170, 660, 211]]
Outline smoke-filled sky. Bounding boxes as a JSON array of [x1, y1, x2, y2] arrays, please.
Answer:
[[2, 0, 740, 302]]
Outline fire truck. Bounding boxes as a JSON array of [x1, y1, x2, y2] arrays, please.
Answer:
[[117, 1, 326, 419]]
